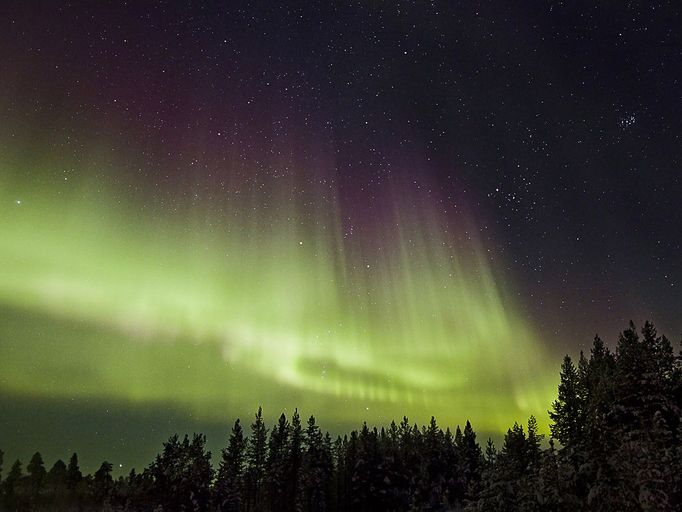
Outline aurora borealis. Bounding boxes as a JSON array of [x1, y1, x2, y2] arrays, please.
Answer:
[[0, 152, 556, 462], [1, 1, 681, 472]]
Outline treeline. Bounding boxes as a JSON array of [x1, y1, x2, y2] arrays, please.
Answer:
[[0, 321, 680, 511]]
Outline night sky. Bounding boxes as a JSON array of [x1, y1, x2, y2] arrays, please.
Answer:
[[1, 1, 680, 473]]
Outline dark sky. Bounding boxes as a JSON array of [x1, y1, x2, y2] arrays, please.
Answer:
[[0, 0, 680, 473]]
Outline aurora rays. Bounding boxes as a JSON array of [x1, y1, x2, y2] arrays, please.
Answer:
[[0, 152, 557, 438]]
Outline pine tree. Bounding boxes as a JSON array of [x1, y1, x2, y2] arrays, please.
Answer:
[[461, 419, 484, 503], [46, 460, 68, 507], [569, 335, 616, 509], [265, 413, 290, 510], [324, 433, 335, 508], [550, 355, 584, 449], [216, 418, 248, 512], [535, 439, 562, 511], [47, 459, 67, 485], [340, 431, 359, 512], [672, 336, 682, 508], [298, 415, 333, 511], [66, 452, 82, 490], [187, 433, 214, 511], [479, 422, 530, 512], [331, 435, 346, 512], [396, 416, 420, 506], [148, 433, 213, 512], [517, 417, 544, 512], [27, 452, 46, 494], [244, 406, 268, 511], [284, 408, 303, 512], [596, 322, 679, 511], [352, 423, 384, 511], [93, 461, 114, 504], [2, 460, 23, 510], [125, 466, 154, 511], [469, 439, 497, 512], [380, 420, 410, 511], [526, 416, 543, 466], [413, 416, 448, 509], [582, 336, 616, 448]]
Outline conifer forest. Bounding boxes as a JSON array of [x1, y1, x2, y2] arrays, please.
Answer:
[[2, 321, 681, 511]]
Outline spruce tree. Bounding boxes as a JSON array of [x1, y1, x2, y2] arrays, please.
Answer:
[[414, 416, 447, 509], [342, 430, 359, 512], [215, 418, 248, 512], [470, 439, 498, 512], [298, 415, 333, 511], [331, 435, 346, 512], [480, 422, 530, 512], [526, 416, 543, 466], [47, 460, 68, 506], [598, 322, 679, 511], [93, 461, 113, 504], [2, 460, 22, 510], [535, 439, 563, 511], [550, 355, 584, 448], [27, 452, 46, 494], [284, 408, 303, 512], [353, 423, 384, 511], [381, 420, 410, 510], [187, 433, 214, 511], [66, 452, 82, 490], [244, 406, 268, 511], [148, 433, 213, 512], [265, 413, 290, 509], [461, 419, 484, 502]]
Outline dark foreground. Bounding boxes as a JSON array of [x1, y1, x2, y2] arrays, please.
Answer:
[[1, 321, 680, 512]]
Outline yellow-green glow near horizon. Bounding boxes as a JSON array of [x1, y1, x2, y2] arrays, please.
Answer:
[[0, 160, 557, 433]]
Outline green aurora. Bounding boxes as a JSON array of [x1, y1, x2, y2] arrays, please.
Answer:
[[0, 155, 558, 443]]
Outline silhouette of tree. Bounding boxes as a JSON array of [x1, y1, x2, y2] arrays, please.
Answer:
[[459, 419, 484, 503], [340, 430, 358, 512], [283, 408, 303, 512], [215, 419, 247, 512], [44, 459, 67, 509], [25, 451, 47, 509], [534, 439, 562, 511], [331, 435, 346, 512], [148, 433, 213, 512], [2, 460, 23, 511], [379, 420, 411, 510], [26, 452, 46, 494], [550, 355, 584, 449], [526, 416, 543, 465], [265, 413, 289, 510], [124, 467, 154, 511], [297, 415, 333, 511], [46, 459, 67, 486], [351, 423, 384, 512], [93, 461, 113, 505], [414, 416, 447, 509], [591, 321, 680, 511], [244, 406, 268, 511], [66, 453, 82, 491]]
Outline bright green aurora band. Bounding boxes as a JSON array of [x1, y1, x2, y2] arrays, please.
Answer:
[[0, 156, 557, 438]]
